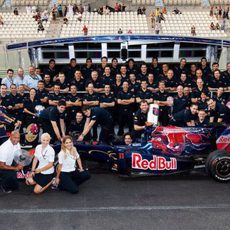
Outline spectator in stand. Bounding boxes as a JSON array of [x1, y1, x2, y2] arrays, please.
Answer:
[[191, 25, 196, 36], [215, 23, 220, 30], [210, 22, 215, 30], [37, 21, 45, 33], [118, 28, 123, 34], [63, 17, 68, 25], [115, 2, 120, 12], [155, 22, 161, 34], [0, 15, 4, 25], [2, 69, 15, 89], [58, 4, 63, 17], [149, 11, 155, 28], [13, 8, 19, 16], [173, 8, 182, 15], [82, 25, 88, 35]]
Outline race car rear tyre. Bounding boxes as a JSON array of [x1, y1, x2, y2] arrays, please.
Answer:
[[206, 150, 230, 182]]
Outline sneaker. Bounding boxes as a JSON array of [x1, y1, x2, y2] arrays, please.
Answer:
[[1, 185, 12, 194]]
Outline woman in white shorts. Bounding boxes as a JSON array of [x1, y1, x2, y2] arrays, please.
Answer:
[[26, 133, 55, 194], [56, 136, 90, 194]]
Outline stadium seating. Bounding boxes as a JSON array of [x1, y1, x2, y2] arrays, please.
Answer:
[[11, 0, 50, 6], [130, 0, 155, 5], [161, 11, 228, 38], [60, 12, 149, 37], [57, 0, 82, 4], [209, 0, 230, 5], [0, 13, 50, 39], [163, 0, 201, 5]]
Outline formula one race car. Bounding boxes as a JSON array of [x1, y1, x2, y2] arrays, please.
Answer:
[[52, 125, 230, 182]]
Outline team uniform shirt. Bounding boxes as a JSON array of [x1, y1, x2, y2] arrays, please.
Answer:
[[56, 80, 70, 91], [165, 78, 178, 89], [149, 64, 161, 79], [90, 107, 113, 129], [173, 109, 198, 126], [86, 78, 103, 90], [137, 72, 148, 82], [100, 93, 115, 115], [44, 81, 53, 90], [129, 81, 140, 94], [101, 75, 115, 87], [34, 144, 55, 175], [81, 64, 95, 80], [197, 99, 209, 112], [195, 118, 210, 127], [207, 77, 227, 89], [147, 81, 158, 91], [1, 77, 14, 89], [209, 102, 230, 123], [36, 89, 48, 106], [117, 90, 135, 111], [173, 95, 189, 114], [48, 92, 65, 102], [83, 92, 100, 105], [0, 94, 10, 107], [71, 79, 85, 91], [222, 70, 230, 87], [191, 87, 210, 99], [136, 89, 153, 101], [5, 93, 23, 120], [23, 98, 42, 115], [62, 64, 80, 82], [43, 67, 59, 81], [67, 93, 82, 113], [39, 106, 66, 121], [155, 90, 169, 109], [177, 79, 193, 88], [58, 150, 80, 172], [24, 75, 42, 89], [133, 109, 148, 138], [0, 139, 21, 166]]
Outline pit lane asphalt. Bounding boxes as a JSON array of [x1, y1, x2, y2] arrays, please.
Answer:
[[0, 170, 230, 230]]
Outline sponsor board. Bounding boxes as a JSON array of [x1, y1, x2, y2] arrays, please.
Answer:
[[132, 153, 177, 171]]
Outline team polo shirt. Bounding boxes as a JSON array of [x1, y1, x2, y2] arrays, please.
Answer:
[[34, 144, 55, 174], [58, 150, 80, 172]]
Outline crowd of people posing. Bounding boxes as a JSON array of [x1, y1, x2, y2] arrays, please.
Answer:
[[0, 56, 229, 194]]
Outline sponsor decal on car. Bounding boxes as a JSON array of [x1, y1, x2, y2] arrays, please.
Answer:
[[132, 153, 177, 171]]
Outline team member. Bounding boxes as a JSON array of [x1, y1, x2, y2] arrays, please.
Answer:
[[56, 136, 90, 194], [26, 133, 55, 194], [207, 99, 230, 124], [48, 83, 65, 106], [171, 103, 198, 127], [39, 100, 66, 142], [1, 69, 15, 89], [133, 100, 149, 139], [78, 105, 114, 144], [123, 132, 133, 145], [25, 66, 42, 89], [195, 110, 209, 127], [0, 131, 23, 193]]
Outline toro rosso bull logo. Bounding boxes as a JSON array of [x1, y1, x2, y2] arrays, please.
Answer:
[[132, 153, 177, 171]]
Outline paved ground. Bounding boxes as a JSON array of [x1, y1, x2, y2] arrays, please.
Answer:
[[0, 171, 230, 230]]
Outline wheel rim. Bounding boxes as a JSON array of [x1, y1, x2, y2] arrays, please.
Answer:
[[215, 159, 230, 178]]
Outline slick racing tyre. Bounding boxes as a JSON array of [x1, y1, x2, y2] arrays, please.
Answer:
[[206, 150, 230, 182]]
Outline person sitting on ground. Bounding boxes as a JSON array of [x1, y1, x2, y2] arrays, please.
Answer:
[[215, 22, 220, 30], [37, 21, 45, 33], [25, 133, 55, 194], [82, 25, 88, 35], [0, 131, 23, 193], [63, 17, 68, 25], [55, 136, 90, 194]]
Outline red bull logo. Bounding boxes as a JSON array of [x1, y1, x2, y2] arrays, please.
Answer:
[[132, 153, 177, 171], [217, 136, 230, 143]]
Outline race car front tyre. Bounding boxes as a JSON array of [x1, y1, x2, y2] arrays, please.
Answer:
[[206, 150, 230, 182]]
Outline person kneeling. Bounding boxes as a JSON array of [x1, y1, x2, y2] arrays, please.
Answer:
[[56, 136, 90, 194], [26, 133, 55, 194]]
